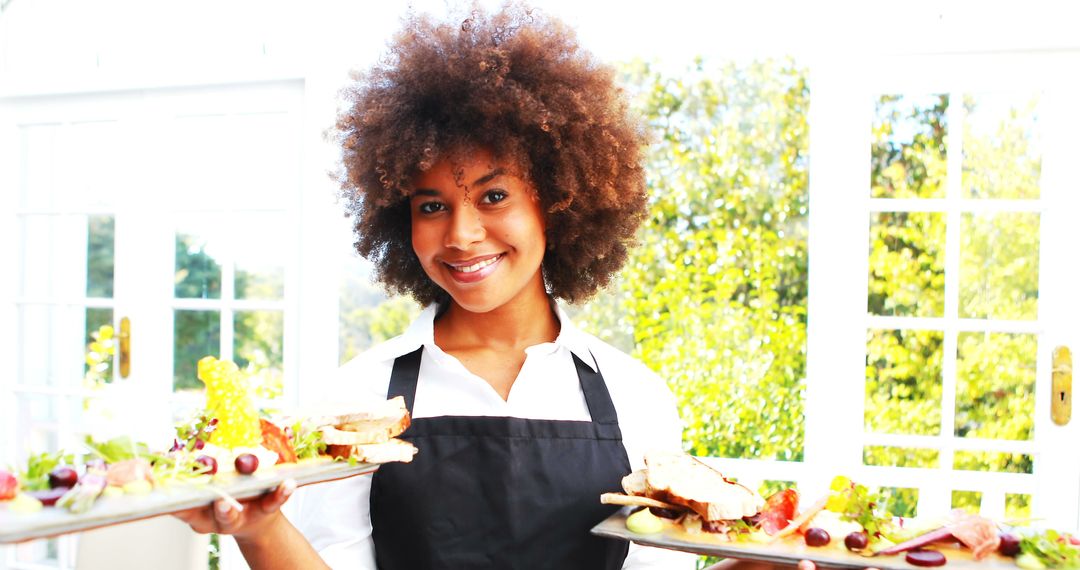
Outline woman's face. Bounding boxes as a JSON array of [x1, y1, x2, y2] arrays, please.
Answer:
[[409, 148, 547, 314]]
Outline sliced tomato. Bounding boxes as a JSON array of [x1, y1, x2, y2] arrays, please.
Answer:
[[260, 419, 298, 464], [758, 489, 800, 536]]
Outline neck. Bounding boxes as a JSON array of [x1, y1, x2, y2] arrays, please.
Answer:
[[435, 286, 559, 352]]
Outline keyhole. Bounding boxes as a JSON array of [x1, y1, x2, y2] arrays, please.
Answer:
[[1062, 391, 1067, 402]]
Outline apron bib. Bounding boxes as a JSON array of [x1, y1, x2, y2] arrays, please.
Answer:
[[369, 347, 632, 569]]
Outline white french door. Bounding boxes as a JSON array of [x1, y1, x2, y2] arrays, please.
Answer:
[[805, 51, 1080, 531], [0, 80, 333, 569]]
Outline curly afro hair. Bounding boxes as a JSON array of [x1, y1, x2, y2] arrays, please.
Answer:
[[334, 2, 648, 307]]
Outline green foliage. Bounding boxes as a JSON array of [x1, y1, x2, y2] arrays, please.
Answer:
[[581, 58, 810, 462]]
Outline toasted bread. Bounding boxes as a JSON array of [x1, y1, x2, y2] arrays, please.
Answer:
[[643, 451, 764, 521], [319, 412, 411, 445], [326, 439, 418, 464]]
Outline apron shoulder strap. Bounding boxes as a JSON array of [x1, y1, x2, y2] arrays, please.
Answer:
[[572, 351, 620, 426], [388, 346, 424, 412]]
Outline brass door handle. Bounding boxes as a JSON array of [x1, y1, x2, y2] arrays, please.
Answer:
[[1052, 346, 1071, 426], [119, 317, 131, 379]]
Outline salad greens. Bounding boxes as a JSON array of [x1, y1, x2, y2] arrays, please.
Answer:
[[291, 420, 326, 460], [1017, 529, 1080, 569], [17, 451, 75, 491]]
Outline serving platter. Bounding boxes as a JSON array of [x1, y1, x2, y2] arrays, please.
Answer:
[[592, 508, 1019, 569], [0, 459, 377, 544]]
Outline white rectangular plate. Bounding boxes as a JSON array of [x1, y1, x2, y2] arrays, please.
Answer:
[[0, 460, 377, 544], [592, 508, 1018, 569]]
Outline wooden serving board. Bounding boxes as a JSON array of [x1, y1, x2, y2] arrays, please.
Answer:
[[592, 508, 1020, 569], [0, 459, 378, 544]]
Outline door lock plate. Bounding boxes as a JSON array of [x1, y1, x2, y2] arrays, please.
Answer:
[[1051, 346, 1071, 426]]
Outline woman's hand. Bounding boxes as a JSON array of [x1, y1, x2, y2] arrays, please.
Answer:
[[173, 478, 296, 540]]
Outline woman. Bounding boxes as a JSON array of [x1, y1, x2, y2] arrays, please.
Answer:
[[179, 4, 693, 568]]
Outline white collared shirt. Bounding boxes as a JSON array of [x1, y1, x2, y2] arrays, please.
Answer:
[[288, 305, 696, 569]]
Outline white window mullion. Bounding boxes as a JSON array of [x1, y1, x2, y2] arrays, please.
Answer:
[[803, 54, 872, 498], [922, 88, 966, 517]]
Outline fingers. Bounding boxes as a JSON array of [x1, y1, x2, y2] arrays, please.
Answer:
[[213, 498, 243, 533], [175, 480, 296, 536], [797, 560, 815, 570], [264, 478, 297, 513]]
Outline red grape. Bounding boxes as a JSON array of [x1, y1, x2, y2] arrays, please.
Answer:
[[804, 527, 831, 547], [194, 455, 218, 475], [48, 466, 79, 489], [234, 453, 259, 475], [844, 531, 869, 551], [997, 532, 1021, 556]]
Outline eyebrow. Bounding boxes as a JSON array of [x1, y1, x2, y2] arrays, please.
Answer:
[[411, 168, 506, 197], [472, 168, 505, 186]]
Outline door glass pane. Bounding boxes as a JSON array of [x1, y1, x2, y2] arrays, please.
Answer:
[[84, 308, 115, 385], [175, 221, 223, 300], [18, 305, 87, 388], [863, 445, 939, 468], [868, 212, 946, 317], [882, 486, 920, 517], [58, 120, 126, 209], [962, 93, 1042, 200], [86, 215, 116, 298], [871, 94, 948, 199], [1006, 494, 1032, 519], [19, 392, 56, 424], [955, 331, 1036, 441], [168, 113, 293, 208], [865, 328, 943, 435], [19, 215, 92, 299], [19, 123, 60, 210], [235, 213, 286, 300], [234, 310, 284, 399], [959, 212, 1040, 320], [953, 451, 1033, 474], [174, 310, 220, 391], [14, 536, 59, 565], [952, 490, 982, 513]]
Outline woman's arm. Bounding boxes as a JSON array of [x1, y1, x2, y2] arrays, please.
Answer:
[[174, 480, 330, 570]]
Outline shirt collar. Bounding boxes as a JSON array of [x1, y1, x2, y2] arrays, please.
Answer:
[[372, 302, 597, 372]]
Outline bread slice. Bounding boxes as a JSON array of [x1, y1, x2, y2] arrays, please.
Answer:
[[643, 451, 764, 521], [319, 412, 411, 445], [326, 439, 418, 464], [621, 469, 648, 496], [294, 396, 409, 430]]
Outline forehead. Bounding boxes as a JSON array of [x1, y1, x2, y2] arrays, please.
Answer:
[[410, 147, 526, 189]]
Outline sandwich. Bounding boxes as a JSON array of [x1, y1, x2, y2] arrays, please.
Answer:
[[291, 396, 417, 464], [601, 451, 765, 535]]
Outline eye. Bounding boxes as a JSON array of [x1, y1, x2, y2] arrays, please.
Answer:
[[417, 201, 446, 214], [481, 189, 508, 204]]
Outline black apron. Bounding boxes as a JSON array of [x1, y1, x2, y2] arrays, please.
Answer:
[[369, 346, 632, 569]]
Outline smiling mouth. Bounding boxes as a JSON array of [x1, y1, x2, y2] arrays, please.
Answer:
[[445, 254, 503, 274]]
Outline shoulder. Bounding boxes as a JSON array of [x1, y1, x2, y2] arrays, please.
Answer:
[[314, 334, 420, 404], [580, 332, 675, 409]]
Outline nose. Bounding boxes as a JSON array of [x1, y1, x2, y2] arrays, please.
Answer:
[[445, 202, 485, 249]]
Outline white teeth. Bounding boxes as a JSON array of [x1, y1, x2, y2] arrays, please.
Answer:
[[450, 255, 500, 273]]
